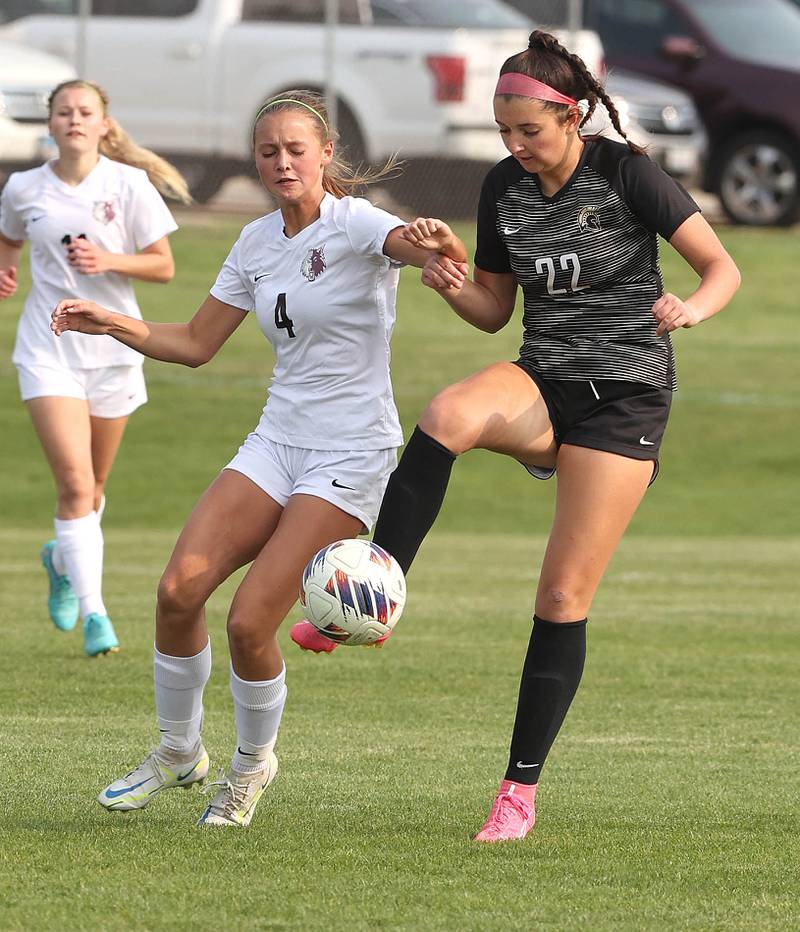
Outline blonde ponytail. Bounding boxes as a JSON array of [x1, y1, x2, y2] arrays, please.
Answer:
[[48, 80, 193, 204], [99, 117, 192, 204]]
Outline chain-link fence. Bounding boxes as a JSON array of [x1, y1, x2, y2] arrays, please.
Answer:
[[0, 1, 584, 215], [1, 0, 712, 221]]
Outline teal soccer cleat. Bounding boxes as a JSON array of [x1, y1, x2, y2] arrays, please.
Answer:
[[40, 540, 79, 631], [83, 613, 120, 656]]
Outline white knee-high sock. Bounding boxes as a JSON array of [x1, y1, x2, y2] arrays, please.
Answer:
[[53, 511, 106, 618], [154, 640, 212, 754], [230, 663, 287, 775], [52, 496, 106, 575]]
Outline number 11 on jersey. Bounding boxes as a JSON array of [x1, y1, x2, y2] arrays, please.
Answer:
[[274, 292, 296, 338]]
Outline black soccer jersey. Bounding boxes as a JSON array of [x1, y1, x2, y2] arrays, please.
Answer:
[[474, 137, 700, 390]]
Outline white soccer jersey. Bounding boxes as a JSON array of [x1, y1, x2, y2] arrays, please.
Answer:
[[0, 156, 178, 369], [210, 193, 405, 451]]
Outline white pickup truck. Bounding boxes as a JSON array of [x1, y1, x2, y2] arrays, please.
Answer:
[[0, 39, 74, 178], [0, 0, 535, 201]]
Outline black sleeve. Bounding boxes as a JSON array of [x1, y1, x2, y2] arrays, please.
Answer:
[[620, 152, 700, 240], [474, 171, 512, 273]]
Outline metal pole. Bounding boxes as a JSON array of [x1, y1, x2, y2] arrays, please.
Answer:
[[76, 0, 91, 77], [324, 0, 339, 131], [566, 0, 582, 44]]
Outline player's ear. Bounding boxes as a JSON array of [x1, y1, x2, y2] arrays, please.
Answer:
[[565, 106, 582, 134], [321, 139, 334, 166]]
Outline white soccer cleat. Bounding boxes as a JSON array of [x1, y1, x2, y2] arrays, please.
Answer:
[[97, 744, 209, 812], [196, 752, 278, 828]]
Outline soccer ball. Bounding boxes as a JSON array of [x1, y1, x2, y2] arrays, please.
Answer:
[[300, 539, 407, 646]]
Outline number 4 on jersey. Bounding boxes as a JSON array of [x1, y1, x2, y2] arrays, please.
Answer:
[[274, 292, 296, 338]]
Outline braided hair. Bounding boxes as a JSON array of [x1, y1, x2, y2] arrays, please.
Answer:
[[499, 30, 645, 155]]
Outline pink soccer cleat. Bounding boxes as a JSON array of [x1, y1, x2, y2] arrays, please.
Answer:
[[290, 620, 339, 654], [289, 619, 390, 653], [472, 781, 536, 843]]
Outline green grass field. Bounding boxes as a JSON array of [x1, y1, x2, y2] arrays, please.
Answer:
[[0, 216, 798, 931]]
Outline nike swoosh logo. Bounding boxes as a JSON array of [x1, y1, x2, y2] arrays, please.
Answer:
[[331, 479, 355, 490], [639, 437, 655, 446], [30, 215, 45, 223], [254, 273, 269, 281], [237, 747, 258, 757], [105, 778, 149, 798], [176, 759, 204, 781], [515, 761, 539, 768], [503, 226, 523, 235]]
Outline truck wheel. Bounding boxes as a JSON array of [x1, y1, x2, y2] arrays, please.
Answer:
[[715, 130, 799, 226], [335, 105, 366, 169]]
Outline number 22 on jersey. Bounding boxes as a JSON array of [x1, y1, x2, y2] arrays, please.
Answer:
[[273, 292, 296, 338], [535, 252, 588, 296]]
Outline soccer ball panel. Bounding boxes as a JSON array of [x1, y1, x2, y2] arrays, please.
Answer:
[[300, 539, 406, 646]]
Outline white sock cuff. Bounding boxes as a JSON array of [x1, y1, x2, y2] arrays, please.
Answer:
[[54, 511, 98, 535], [154, 640, 212, 690], [230, 663, 286, 710]]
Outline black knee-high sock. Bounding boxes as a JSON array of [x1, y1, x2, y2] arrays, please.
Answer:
[[505, 616, 587, 785], [373, 426, 456, 575]]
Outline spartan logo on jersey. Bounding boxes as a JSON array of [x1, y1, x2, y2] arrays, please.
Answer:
[[301, 244, 326, 282], [92, 199, 118, 225], [577, 206, 602, 233]]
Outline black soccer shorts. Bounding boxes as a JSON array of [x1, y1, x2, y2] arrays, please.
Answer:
[[512, 359, 673, 484]]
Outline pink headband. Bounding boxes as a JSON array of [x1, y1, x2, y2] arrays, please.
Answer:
[[494, 72, 577, 106]]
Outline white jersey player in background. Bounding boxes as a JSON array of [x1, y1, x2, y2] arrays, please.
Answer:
[[51, 90, 468, 827], [0, 80, 188, 657]]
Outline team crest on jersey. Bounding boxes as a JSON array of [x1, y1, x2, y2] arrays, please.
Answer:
[[301, 244, 326, 281], [577, 206, 602, 233], [92, 199, 118, 225]]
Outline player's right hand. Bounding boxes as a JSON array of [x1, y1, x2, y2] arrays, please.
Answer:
[[0, 266, 17, 299], [51, 298, 114, 336], [421, 255, 468, 293]]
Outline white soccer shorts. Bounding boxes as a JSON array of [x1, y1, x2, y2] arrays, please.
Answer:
[[224, 432, 398, 532], [17, 362, 147, 418]]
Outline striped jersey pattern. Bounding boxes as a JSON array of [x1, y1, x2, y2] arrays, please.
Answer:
[[475, 137, 700, 390]]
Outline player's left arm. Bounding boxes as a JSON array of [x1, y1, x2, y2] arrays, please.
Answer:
[[652, 213, 741, 336], [66, 234, 175, 284]]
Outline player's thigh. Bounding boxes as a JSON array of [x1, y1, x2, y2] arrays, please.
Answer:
[[229, 492, 363, 636], [161, 469, 285, 606], [25, 396, 94, 490], [535, 444, 653, 620], [419, 361, 556, 465]]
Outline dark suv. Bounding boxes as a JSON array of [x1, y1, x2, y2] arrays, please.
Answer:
[[583, 0, 800, 226]]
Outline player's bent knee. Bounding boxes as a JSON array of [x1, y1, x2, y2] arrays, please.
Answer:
[[56, 471, 95, 514], [419, 389, 479, 454], [157, 569, 207, 617], [226, 611, 269, 657]]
